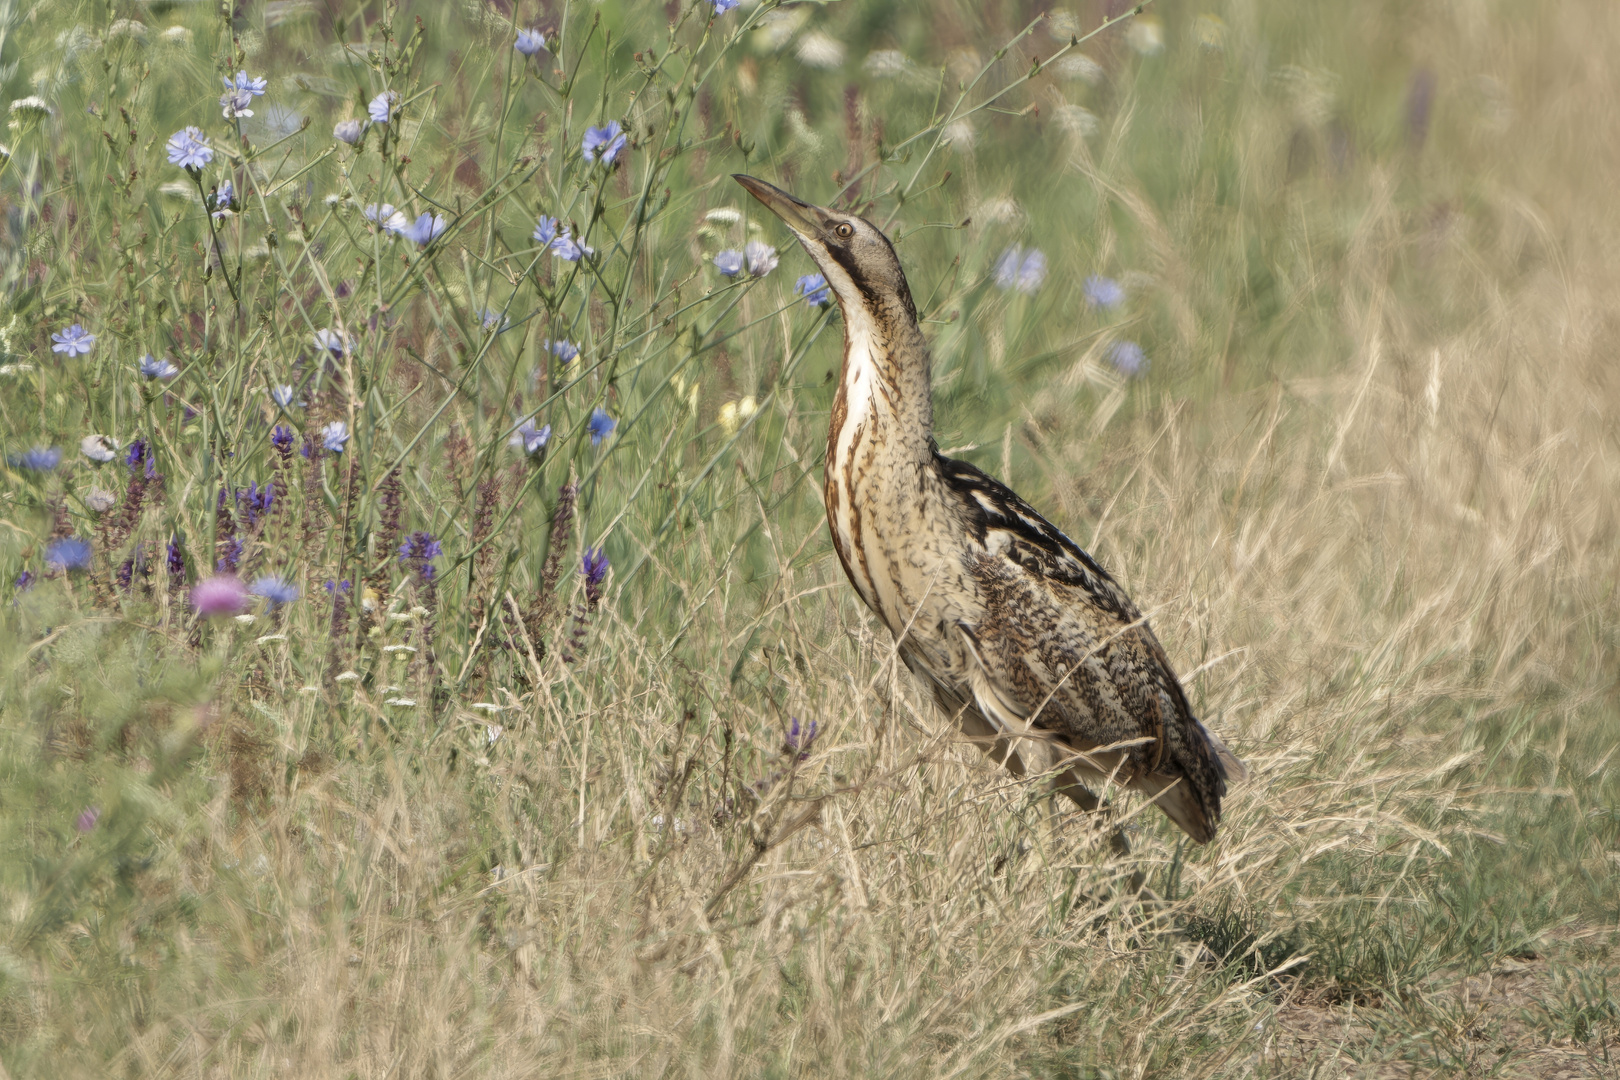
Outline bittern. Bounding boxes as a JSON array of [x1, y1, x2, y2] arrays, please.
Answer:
[[735, 174, 1246, 845]]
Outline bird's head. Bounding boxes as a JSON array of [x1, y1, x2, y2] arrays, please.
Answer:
[[733, 174, 915, 321]]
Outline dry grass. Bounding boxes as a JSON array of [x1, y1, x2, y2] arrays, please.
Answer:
[[2, 0, 1619, 1076]]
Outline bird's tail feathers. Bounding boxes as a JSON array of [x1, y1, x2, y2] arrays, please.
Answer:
[[1135, 773, 1216, 845], [1198, 721, 1248, 785]]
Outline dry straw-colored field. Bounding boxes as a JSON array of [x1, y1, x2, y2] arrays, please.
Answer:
[[0, 0, 1616, 1076]]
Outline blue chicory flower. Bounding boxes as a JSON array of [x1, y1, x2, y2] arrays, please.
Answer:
[[1106, 340, 1147, 377], [533, 215, 559, 247], [994, 246, 1047, 294], [744, 241, 778, 277], [333, 118, 364, 145], [1083, 275, 1125, 310], [320, 421, 350, 454], [45, 537, 93, 572], [712, 0, 741, 12], [139, 354, 178, 380], [313, 328, 345, 356], [249, 575, 299, 609], [229, 71, 269, 97], [14, 446, 61, 471], [588, 407, 616, 447], [714, 249, 744, 277], [271, 384, 297, 408], [509, 418, 551, 456], [220, 86, 255, 119], [368, 91, 399, 124], [401, 212, 446, 247], [210, 179, 235, 219], [364, 203, 407, 234], [51, 323, 96, 356], [515, 29, 547, 56], [582, 120, 627, 165], [549, 340, 580, 363], [550, 230, 591, 262], [165, 126, 213, 170], [795, 273, 831, 306]]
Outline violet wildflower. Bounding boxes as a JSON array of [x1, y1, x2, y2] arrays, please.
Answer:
[[235, 482, 274, 526], [367, 91, 399, 124], [588, 407, 616, 447], [167, 535, 185, 582], [165, 126, 212, 170], [14, 570, 34, 592], [80, 434, 119, 463], [714, 249, 744, 277], [313, 328, 345, 357], [994, 246, 1047, 294], [250, 575, 299, 609], [509, 418, 551, 456], [333, 118, 363, 145], [515, 29, 547, 56], [271, 384, 297, 408], [786, 717, 819, 759], [51, 323, 96, 356], [582, 120, 627, 165], [139, 354, 179, 380], [210, 179, 235, 219], [581, 546, 609, 606], [398, 531, 442, 583], [713, 0, 741, 12], [76, 807, 100, 833], [480, 308, 509, 332], [795, 273, 831, 306], [14, 446, 61, 471], [1083, 275, 1125, 310], [320, 421, 350, 454], [533, 214, 559, 247], [45, 537, 93, 572], [1106, 340, 1147, 377], [401, 212, 446, 247], [191, 574, 247, 616], [744, 241, 778, 277], [550, 339, 580, 364], [271, 425, 294, 453], [323, 578, 352, 595], [229, 70, 269, 98]]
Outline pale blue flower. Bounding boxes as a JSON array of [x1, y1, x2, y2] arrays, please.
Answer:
[[515, 29, 546, 56], [1083, 275, 1125, 310], [551, 230, 591, 262], [364, 202, 407, 234], [533, 214, 559, 246], [220, 86, 255, 119], [45, 537, 92, 572], [165, 126, 212, 170], [795, 274, 831, 306], [139, 354, 178, 380], [550, 339, 580, 363], [714, 249, 744, 277], [249, 575, 299, 608], [712, 0, 741, 12], [333, 118, 363, 145], [401, 212, 446, 246], [51, 323, 96, 356], [509, 418, 551, 455], [994, 246, 1047, 294], [744, 240, 778, 277], [14, 446, 61, 471], [588, 407, 616, 446], [480, 308, 509, 332], [210, 179, 234, 219], [321, 420, 350, 453], [229, 71, 269, 97], [582, 121, 627, 165], [1107, 340, 1147, 377], [367, 91, 399, 124], [270, 384, 297, 407], [313, 328, 345, 357]]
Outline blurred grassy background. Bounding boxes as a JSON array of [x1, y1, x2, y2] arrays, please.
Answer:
[[1, 0, 1617, 1075]]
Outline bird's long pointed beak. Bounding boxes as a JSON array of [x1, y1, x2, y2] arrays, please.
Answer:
[[733, 174, 819, 236]]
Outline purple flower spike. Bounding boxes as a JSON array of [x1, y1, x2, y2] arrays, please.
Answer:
[[76, 807, 101, 833], [787, 717, 820, 759]]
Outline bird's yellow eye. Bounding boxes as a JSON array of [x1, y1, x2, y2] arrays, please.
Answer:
[[834, 222, 855, 240]]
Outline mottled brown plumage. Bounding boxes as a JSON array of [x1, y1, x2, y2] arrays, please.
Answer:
[[736, 176, 1245, 843]]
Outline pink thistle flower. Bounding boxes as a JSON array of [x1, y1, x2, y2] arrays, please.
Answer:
[[191, 574, 248, 616]]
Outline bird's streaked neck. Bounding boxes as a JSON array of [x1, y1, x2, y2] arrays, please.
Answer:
[[817, 258, 934, 462]]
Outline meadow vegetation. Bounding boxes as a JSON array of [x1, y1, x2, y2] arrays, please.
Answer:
[[0, 0, 1617, 1075]]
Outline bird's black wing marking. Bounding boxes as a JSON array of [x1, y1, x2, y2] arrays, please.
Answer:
[[933, 450, 1136, 621]]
